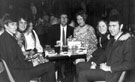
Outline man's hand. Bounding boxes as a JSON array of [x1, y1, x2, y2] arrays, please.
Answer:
[[100, 63, 111, 72], [29, 50, 36, 55]]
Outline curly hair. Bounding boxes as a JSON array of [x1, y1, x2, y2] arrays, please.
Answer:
[[76, 11, 88, 22]]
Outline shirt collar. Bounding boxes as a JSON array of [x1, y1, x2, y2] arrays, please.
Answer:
[[5, 29, 14, 36], [114, 32, 123, 41], [60, 24, 67, 29]]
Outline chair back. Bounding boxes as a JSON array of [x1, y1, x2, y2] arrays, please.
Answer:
[[118, 71, 126, 82], [1, 59, 40, 82], [0, 61, 4, 73], [95, 71, 126, 82], [1, 59, 15, 82]]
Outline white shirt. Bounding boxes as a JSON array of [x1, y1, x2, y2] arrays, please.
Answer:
[[60, 24, 67, 46], [24, 30, 43, 52]]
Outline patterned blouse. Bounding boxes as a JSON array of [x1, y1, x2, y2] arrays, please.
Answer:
[[74, 24, 97, 61]]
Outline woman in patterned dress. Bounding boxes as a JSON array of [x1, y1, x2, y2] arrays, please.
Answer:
[[73, 11, 97, 63]]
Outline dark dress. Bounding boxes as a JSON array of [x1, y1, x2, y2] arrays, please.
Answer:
[[76, 33, 109, 78], [90, 33, 109, 65]]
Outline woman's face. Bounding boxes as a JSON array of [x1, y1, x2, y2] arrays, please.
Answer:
[[77, 15, 85, 27], [27, 22, 33, 32], [98, 21, 107, 34], [18, 18, 27, 32]]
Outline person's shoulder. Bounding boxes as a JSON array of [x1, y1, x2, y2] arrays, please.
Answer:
[[67, 25, 74, 30], [67, 25, 73, 28], [51, 24, 60, 27], [0, 31, 8, 41], [86, 24, 93, 28], [49, 24, 60, 30], [118, 33, 132, 41], [118, 33, 135, 46], [86, 24, 94, 30], [0, 31, 7, 37]]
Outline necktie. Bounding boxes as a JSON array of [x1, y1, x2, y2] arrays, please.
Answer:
[[13, 34, 17, 40], [62, 27, 66, 45]]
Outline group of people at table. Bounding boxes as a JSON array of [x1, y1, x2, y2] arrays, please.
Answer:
[[0, 10, 135, 82]]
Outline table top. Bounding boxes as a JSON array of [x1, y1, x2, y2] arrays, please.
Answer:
[[46, 54, 86, 61]]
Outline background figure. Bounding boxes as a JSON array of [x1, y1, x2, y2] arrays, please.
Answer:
[[34, 13, 50, 48], [73, 11, 97, 63]]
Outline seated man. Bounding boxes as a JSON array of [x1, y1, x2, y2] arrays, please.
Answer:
[[46, 12, 74, 51], [46, 12, 74, 81], [77, 15, 135, 82], [0, 14, 56, 82]]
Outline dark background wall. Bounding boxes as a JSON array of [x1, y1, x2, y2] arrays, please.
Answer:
[[0, 0, 134, 26]]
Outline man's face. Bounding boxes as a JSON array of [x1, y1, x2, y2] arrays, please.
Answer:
[[5, 22, 17, 34], [60, 14, 68, 26], [109, 21, 123, 36], [18, 18, 27, 32]]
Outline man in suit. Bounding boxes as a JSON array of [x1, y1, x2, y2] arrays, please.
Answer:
[[47, 12, 74, 49], [46, 12, 74, 81], [77, 15, 135, 82], [0, 15, 56, 82]]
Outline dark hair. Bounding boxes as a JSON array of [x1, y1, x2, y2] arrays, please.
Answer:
[[76, 11, 88, 22], [97, 17, 108, 29], [109, 15, 122, 25], [2, 14, 17, 25], [96, 17, 109, 35], [59, 12, 69, 18], [18, 15, 28, 22]]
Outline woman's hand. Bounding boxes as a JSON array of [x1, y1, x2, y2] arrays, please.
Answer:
[[100, 63, 111, 72]]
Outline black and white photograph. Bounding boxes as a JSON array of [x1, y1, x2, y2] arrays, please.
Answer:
[[0, 0, 135, 82]]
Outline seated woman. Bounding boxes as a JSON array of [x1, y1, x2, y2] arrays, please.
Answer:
[[16, 17, 44, 66], [73, 11, 98, 63], [90, 18, 111, 65], [24, 21, 43, 54]]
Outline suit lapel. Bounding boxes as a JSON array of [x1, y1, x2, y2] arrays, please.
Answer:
[[66, 26, 69, 38], [67, 26, 72, 38], [57, 25, 61, 40]]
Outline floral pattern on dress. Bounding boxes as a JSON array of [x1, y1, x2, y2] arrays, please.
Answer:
[[74, 24, 97, 61]]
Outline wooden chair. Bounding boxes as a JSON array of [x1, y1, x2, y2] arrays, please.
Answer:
[[95, 71, 126, 82], [0, 61, 4, 74], [1, 59, 40, 82]]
